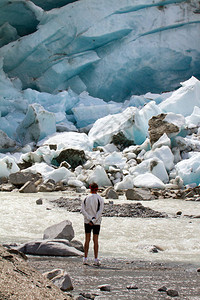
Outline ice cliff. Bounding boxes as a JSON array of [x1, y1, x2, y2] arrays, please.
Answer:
[[0, 0, 200, 101]]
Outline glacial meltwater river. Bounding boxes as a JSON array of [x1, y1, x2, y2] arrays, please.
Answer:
[[0, 191, 200, 265]]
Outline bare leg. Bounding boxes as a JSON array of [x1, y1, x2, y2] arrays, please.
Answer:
[[93, 234, 99, 259], [84, 233, 91, 258]]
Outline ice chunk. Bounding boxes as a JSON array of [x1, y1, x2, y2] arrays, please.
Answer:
[[144, 146, 174, 171], [114, 175, 134, 191], [185, 106, 200, 128], [38, 132, 93, 151], [129, 157, 169, 183], [87, 165, 112, 187], [88, 107, 137, 147], [72, 92, 122, 128], [159, 77, 200, 117], [0, 156, 20, 178], [175, 153, 200, 186], [0, 22, 19, 47], [103, 152, 127, 170], [133, 173, 165, 189], [16, 104, 56, 145], [152, 133, 171, 150]]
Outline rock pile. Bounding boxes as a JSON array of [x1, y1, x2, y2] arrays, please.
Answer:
[[0, 245, 71, 299]]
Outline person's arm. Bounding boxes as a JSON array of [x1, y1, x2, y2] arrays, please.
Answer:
[[81, 198, 93, 222], [92, 196, 104, 224]]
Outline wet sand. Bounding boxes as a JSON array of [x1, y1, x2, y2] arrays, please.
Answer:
[[29, 256, 200, 299]]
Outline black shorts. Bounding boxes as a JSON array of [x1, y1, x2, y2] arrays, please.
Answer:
[[84, 223, 100, 235]]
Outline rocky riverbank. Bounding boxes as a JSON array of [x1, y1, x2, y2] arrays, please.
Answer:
[[1, 243, 200, 300], [29, 255, 200, 300]]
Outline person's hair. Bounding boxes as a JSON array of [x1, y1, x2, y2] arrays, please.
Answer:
[[89, 183, 98, 192]]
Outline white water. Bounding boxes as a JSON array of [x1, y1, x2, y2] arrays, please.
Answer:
[[0, 191, 200, 265]]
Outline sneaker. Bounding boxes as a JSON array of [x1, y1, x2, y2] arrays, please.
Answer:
[[93, 258, 101, 266], [83, 258, 89, 265]]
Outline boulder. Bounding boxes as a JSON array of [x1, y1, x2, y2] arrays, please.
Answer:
[[52, 272, 73, 291], [69, 240, 84, 252], [36, 198, 43, 205], [98, 284, 111, 292], [148, 113, 179, 145], [43, 220, 74, 241], [0, 183, 15, 192], [43, 269, 63, 280], [105, 188, 119, 199], [125, 188, 153, 201], [55, 148, 87, 169], [15, 239, 83, 256], [9, 171, 41, 188], [37, 182, 55, 192], [19, 181, 37, 193], [21, 180, 38, 193]]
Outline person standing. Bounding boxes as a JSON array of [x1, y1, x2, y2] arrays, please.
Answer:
[[81, 183, 104, 266]]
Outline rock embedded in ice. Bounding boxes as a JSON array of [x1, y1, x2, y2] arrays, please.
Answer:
[[144, 146, 174, 172], [54, 148, 87, 169], [133, 173, 166, 189], [16, 104, 56, 145], [88, 107, 137, 147], [152, 133, 171, 150], [129, 157, 169, 184], [148, 113, 183, 146], [0, 130, 16, 152], [0, 156, 20, 178]]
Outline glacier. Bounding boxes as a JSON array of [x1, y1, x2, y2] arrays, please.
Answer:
[[0, 0, 200, 188], [0, 0, 200, 100]]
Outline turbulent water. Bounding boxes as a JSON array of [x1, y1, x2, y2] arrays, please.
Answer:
[[0, 191, 200, 265]]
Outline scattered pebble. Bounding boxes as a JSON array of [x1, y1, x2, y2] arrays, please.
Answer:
[[158, 286, 167, 292], [126, 284, 138, 290], [167, 289, 179, 297], [98, 284, 111, 291]]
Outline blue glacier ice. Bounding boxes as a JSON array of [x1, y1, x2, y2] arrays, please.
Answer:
[[0, 0, 199, 101]]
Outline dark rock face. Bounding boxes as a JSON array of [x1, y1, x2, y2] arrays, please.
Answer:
[[148, 113, 179, 145], [54, 148, 87, 169], [111, 131, 134, 150], [9, 171, 41, 188]]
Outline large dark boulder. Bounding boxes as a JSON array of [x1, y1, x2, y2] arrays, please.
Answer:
[[54, 148, 87, 169], [9, 171, 42, 188]]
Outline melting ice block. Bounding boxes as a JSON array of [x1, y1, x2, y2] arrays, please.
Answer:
[[16, 104, 56, 145], [175, 152, 200, 186], [159, 77, 200, 117]]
